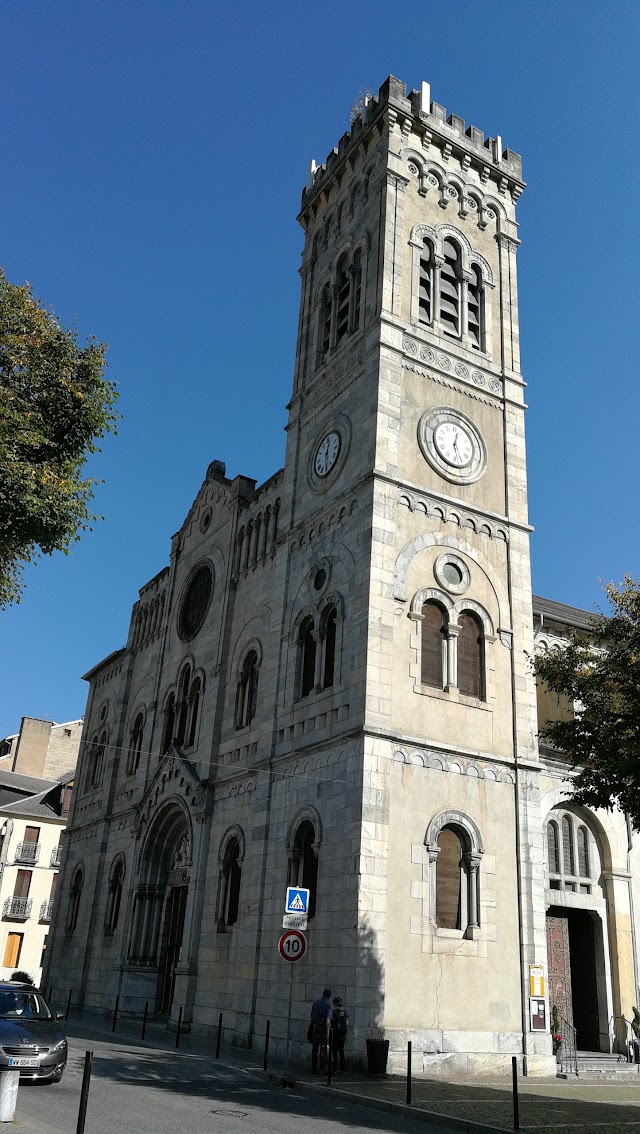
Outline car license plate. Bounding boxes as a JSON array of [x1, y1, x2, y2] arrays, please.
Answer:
[[8, 1058, 40, 1068]]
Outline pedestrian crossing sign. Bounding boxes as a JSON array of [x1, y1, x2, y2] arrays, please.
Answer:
[[285, 886, 310, 915]]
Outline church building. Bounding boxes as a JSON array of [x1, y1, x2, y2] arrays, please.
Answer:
[[43, 76, 640, 1077]]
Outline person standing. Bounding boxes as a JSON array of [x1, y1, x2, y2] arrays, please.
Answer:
[[331, 996, 349, 1073], [310, 988, 332, 1073]]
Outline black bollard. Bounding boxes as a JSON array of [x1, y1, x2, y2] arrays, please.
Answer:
[[175, 1006, 183, 1049], [216, 1012, 222, 1059], [65, 989, 72, 1021], [141, 1000, 148, 1040], [111, 995, 119, 1033], [327, 1032, 332, 1086], [75, 1050, 92, 1134], [512, 1055, 520, 1130], [263, 1019, 270, 1072], [407, 1040, 412, 1106]]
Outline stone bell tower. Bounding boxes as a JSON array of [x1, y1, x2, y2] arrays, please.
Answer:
[[288, 76, 554, 1075]]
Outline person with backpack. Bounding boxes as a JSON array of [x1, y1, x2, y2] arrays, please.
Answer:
[[309, 988, 332, 1074], [331, 996, 349, 1072]]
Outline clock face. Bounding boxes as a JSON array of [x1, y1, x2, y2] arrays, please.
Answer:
[[433, 422, 474, 468], [314, 431, 341, 477]]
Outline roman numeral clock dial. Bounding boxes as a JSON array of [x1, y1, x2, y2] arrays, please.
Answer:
[[314, 431, 340, 477], [418, 408, 487, 485]]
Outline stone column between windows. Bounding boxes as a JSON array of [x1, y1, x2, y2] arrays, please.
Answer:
[[312, 628, 323, 692], [446, 625, 459, 689], [465, 853, 481, 935]]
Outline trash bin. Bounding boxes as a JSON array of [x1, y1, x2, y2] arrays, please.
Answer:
[[366, 1037, 389, 1076]]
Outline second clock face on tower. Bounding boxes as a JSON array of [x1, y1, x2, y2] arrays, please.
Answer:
[[433, 422, 474, 468], [314, 431, 341, 477]]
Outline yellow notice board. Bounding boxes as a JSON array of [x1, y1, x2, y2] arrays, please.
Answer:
[[529, 964, 546, 997]]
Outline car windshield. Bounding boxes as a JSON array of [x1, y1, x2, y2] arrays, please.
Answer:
[[0, 991, 50, 1020]]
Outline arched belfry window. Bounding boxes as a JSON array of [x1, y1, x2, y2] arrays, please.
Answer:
[[236, 650, 259, 729], [288, 816, 320, 919], [421, 602, 447, 689], [335, 254, 350, 346], [319, 285, 332, 361], [217, 833, 243, 930], [467, 265, 484, 350], [426, 812, 483, 938], [418, 238, 434, 325], [298, 616, 317, 699], [439, 238, 462, 337], [546, 809, 596, 894], [457, 611, 484, 699], [351, 250, 362, 331]]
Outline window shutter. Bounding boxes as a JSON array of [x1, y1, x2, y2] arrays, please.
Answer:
[[436, 827, 462, 929], [23, 826, 39, 845], [458, 612, 483, 699], [419, 240, 433, 324], [440, 240, 461, 337], [468, 266, 482, 349], [547, 822, 559, 874], [14, 870, 31, 899], [577, 826, 589, 877], [421, 603, 445, 688], [562, 816, 574, 874]]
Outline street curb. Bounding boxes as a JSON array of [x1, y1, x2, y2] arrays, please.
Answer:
[[266, 1073, 507, 1134]]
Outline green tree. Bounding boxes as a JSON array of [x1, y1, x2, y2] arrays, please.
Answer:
[[534, 577, 640, 829], [0, 269, 118, 606]]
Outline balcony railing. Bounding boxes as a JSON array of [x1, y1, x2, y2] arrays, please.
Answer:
[[39, 900, 54, 923], [15, 841, 40, 865], [3, 897, 33, 919], [50, 845, 62, 867]]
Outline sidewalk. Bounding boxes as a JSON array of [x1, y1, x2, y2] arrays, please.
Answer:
[[17, 1007, 640, 1134]]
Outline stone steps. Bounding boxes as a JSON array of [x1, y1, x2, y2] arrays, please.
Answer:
[[576, 1050, 640, 1077]]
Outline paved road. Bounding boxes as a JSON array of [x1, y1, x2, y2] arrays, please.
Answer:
[[12, 1034, 452, 1134]]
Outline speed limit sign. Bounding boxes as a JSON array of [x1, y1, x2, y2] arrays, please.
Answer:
[[278, 929, 307, 962]]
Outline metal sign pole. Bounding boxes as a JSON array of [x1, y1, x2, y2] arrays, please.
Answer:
[[283, 960, 293, 1079]]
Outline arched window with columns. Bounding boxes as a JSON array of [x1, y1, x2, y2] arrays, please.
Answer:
[[288, 813, 320, 920], [425, 811, 483, 938], [236, 649, 259, 729], [408, 223, 493, 356], [298, 616, 317, 699], [160, 694, 175, 755], [546, 809, 597, 893], [217, 830, 244, 930], [175, 665, 192, 745], [457, 611, 484, 699], [421, 601, 447, 688], [66, 866, 84, 933], [127, 713, 144, 776], [321, 604, 338, 689], [105, 856, 125, 933]]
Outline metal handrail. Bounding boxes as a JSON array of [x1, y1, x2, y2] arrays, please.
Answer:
[[39, 900, 53, 922], [2, 897, 33, 919], [15, 841, 40, 864], [609, 1015, 632, 1060], [557, 1014, 578, 1076], [50, 845, 62, 867]]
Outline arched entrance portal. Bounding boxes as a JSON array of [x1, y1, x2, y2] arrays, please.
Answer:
[[544, 807, 610, 1052], [129, 803, 192, 1016]]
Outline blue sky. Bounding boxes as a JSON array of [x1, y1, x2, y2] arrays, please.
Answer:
[[1, 0, 639, 737]]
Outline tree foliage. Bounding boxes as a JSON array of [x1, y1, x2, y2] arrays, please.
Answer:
[[534, 577, 640, 829], [0, 269, 118, 606]]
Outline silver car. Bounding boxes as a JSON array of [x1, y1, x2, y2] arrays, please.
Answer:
[[0, 983, 67, 1083]]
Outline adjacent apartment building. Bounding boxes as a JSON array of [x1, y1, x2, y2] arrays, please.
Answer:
[[0, 719, 78, 984]]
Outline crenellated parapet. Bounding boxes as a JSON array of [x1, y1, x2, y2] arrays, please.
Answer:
[[299, 75, 524, 231]]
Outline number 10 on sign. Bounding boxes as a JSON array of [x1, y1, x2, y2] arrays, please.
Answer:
[[278, 929, 307, 962]]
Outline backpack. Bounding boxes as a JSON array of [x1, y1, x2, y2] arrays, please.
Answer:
[[334, 1007, 348, 1035]]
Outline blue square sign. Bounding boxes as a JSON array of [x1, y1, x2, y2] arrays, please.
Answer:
[[285, 886, 310, 915]]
